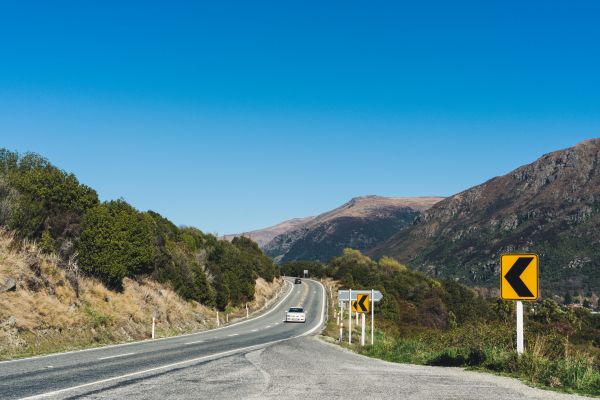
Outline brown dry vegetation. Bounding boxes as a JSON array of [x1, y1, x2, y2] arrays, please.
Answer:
[[0, 230, 282, 360]]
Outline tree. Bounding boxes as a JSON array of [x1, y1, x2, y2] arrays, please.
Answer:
[[78, 200, 157, 289], [564, 292, 573, 305]]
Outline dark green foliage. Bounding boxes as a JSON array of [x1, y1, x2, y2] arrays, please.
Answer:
[[280, 260, 328, 278], [78, 200, 158, 289], [0, 149, 99, 261], [0, 148, 278, 308]]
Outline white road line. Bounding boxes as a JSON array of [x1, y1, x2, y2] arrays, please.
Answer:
[[18, 278, 328, 400], [251, 329, 258, 332], [227, 333, 239, 337], [97, 353, 135, 361], [185, 340, 204, 345], [0, 279, 294, 366]]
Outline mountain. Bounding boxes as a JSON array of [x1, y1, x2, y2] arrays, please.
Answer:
[[370, 138, 600, 296], [262, 196, 443, 263], [223, 216, 315, 248]]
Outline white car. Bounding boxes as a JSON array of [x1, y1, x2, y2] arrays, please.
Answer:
[[285, 307, 306, 323]]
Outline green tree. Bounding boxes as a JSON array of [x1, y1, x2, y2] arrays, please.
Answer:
[[78, 200, 157, 289]]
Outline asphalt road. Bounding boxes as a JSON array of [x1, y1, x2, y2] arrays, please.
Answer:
[[0, 277, 326, 400], [1, 278, 593, 400]]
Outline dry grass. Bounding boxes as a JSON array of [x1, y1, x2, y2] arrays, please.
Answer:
[[0, 229, 282, 360]]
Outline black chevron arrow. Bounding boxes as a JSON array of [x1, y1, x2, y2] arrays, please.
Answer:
[[357, 295, 369, 312], [504, 257, 534, 297]]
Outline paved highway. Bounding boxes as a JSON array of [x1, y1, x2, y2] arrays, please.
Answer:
[[0, 277, 326, 400], [1, 278, 592, 400]]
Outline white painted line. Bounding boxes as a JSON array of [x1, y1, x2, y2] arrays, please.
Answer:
[[227, 333, 239, 337], [0, 279, 294, 366], [251, 329, 258, 332], [19, 340, 291, 400], [185, 340, 204, 345], [98, 352, 135, 361], [18, 278, 328, 400]]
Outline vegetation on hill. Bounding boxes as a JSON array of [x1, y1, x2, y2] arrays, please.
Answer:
[[0, 230, 283, 360], [284, 249, 600, 396], [0, 149, 279, 310], [370, 138, 600, 298]]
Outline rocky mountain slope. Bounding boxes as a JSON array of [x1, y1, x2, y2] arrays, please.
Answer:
[[223, 216, 315, 248], [262, 196, 443, 263], [370, 138, 600, 295]]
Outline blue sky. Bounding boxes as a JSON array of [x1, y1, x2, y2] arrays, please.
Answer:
[[1, 1, 599, 234]]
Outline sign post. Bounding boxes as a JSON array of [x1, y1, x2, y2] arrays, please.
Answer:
[[348, 289, 352, 344], [371, 288, 374, 345], [360, 313, 365, 346], [500, 253, 539, 355]]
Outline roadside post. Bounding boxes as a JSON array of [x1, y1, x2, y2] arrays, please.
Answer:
[[151, 309, 158, 339], [371, 288, 374, 345], [348, 289, 352, 344], [500, 253, 539, 355], [216, 311, 220, 327], [339, 321, 343, 342], [246, 304, 249, 319], [361, 313, 365, 346]]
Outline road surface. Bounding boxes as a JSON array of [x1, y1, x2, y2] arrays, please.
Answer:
[[0, 278, 592, 399]]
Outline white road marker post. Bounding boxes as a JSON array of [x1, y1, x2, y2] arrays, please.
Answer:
[[360, 312, 365, 346], [246, 304, 249, 319], [516, 301, 524, 355], [348, 289, 352, 344], [151, 317, 156, 339], [216, 311, 220, 327], [339, 321, 343, 342], [371, 288, 374, 345], [355, 311, 358, 324], [226, 313, 229, 323]]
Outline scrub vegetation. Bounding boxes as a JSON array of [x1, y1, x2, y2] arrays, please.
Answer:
[[0, 149, 282, 359], [285, 249, 600, 397], [0, 149, 279, 310]]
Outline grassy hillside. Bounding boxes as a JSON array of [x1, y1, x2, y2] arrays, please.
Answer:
[[0, 230, 282, 360], [0, 149, 279, 311]]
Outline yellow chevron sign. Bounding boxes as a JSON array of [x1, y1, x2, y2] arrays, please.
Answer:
[[352, 294, 369, 313]]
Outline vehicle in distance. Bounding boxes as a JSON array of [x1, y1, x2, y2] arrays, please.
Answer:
[[285, 307, 306, 323], [295, 278, 302, 284]]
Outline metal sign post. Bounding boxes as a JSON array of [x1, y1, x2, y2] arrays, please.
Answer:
[[360, 313, 365, 346], [371, 288, 374, 345], [516, 301, 524, 354], [348, 289, 352, 344]]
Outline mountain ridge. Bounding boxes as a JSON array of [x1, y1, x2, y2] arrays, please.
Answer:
[[370, 137, 600, 295]]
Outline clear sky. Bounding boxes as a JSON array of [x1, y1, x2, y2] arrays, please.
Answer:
[[1, 1, 599, 234]]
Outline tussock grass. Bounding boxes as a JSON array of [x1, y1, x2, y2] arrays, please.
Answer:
[[0, 230, 282, 360]]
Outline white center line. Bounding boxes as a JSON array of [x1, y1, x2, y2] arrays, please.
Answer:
[[98, 352, 135, 361], [251, 329, 258, 332], [227, 333, 239, 337], [185, 340, 204, 345]]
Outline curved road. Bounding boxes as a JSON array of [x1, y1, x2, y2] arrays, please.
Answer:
[[1, 278, 592, 400], [0, 278, 326, 400]]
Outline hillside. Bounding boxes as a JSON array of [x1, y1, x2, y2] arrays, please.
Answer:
[[223, 216, 315, 248], [264, 196, 443, 263], [0, 149, 279, 311], [0, 229, 282, 359], [370, 138, 600, 296]]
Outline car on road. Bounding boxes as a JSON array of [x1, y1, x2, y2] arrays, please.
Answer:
[[294, 278, 302, 284], [285, 307, 306, 323]]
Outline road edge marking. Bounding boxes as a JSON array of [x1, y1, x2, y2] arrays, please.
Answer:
[[17, 278, 326, 400], [0, 279, 294, 366]]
